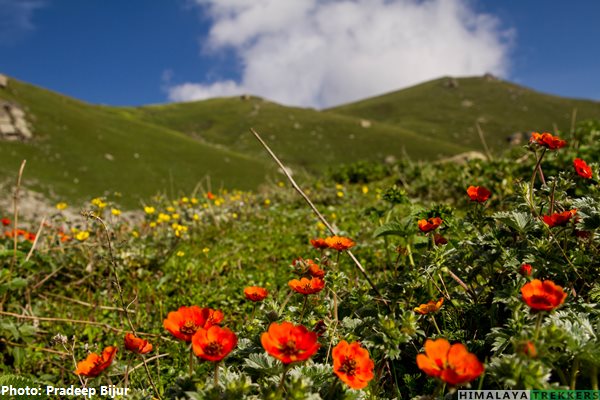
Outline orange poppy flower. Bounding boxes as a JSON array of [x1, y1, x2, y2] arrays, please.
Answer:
[[530, 132, 566, 150], [261, 321, 319, 364], [244, 286, 268, 302], [573, 158, 593, 179], [466, 186, 491, 203], [325, 235, 355, 251], [192, 325, 238, 362], [124, 333, 153, 354], [75, 346, 118, 377], [542, 209, 577, 228], [414, 298, 444, 315], [520, 263, 532, 276], [416, 338, 484, 386], [307, 259, 326, 278], [310, 238, 329, 249], [418, 217, 442, 233], [288, 277, 325, 295], [163, 306, 224, 342], [1, 218, 10, 226], [521, 341, 537, 358], [332, 340, 375, 389], [521, 279, 567, 311]]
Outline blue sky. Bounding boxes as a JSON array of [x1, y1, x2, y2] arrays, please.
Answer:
[[0, 0, 599, 108]]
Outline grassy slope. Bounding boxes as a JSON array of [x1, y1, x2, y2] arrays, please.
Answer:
[[328, 76, 600, 150], [131, 96, 470, 172], [0, 79, 271, 207]]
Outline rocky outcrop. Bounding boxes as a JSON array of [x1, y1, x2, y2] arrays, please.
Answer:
[[0, 101, 33, 141]]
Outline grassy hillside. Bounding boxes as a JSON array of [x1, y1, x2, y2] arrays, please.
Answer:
[[130, 96, 470, 171], [328, 76, 600, 150], [0, 79, 271, 207]]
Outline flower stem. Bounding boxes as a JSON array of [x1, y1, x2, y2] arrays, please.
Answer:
[[189, 347, 194, 376], [591, 366, 598, 390], [529, 148, 546, 216], [278, 364, 292, 394], [214, 361, 220, 388], [430, 315, 442, 335], [570, 357, 580, 390], [299, 296, 308, 324], [533, 312, 544, 341], [250, 304, 257, 321]]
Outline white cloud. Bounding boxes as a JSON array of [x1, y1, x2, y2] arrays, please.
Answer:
[[168, 0, 513, 108], [0, 0, 45, 46]]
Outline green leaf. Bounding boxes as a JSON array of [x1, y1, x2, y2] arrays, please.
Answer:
[[373, 221, 409, 238]]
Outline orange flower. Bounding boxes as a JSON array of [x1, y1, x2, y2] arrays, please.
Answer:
[[261, 321, 319, 364], [418, 217, 442, 233], [573, 158, 593, 179], [124, 333, 153, 354], [1, 218, 10, 226], [414, 298, 444, 315], [530, 132, 566, 150], [307, 259, 326, 278], [75, 346, 118, 377], [288, 277, 325, 295], [163, 306, 224, 342], [325, 235, 355, 251], [332, 340, 375, 389], [521, 279, 567, 311], [522, 341, 537, 358], [310, 238, 329, 249], [192, 325, 237, 362], [244, 286, 268, 302], [416, 338, 484, 386], [520, 263, 532, 276], [206, 191, 215, 200], [466, 186, 491, 203], [542, 209, 577, 228]]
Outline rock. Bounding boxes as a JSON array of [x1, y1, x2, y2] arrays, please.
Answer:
[[0, 123, 16, 135], [483, 73, 498, 82], [360, 119, 371, 128], [507, 132, 524, 146], [439, 151, 487, 164], [461, 99, 474, 108], [104, 153, 114, 161], [444, 78, 459, 88], [0, 74, 7, 88]]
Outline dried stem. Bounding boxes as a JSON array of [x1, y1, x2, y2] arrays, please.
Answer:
[[11, 160, 27, 269], [250, 128, 384, 301], [475, 122, 493, 161], [24, 217, 46, 263]]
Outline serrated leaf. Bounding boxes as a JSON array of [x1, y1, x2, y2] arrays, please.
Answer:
[[493, 211, 534, 233], [373, 221, 408, 238]]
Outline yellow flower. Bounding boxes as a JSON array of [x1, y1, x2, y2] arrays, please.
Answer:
[[232, 213, 238, 219], [111, 208, 121, 216], [264, 199, 271, 206], [166, 206, 175, 213], [335, 184, 344, 190], [362, 186, 369, 194], [75, 231, 90, 241], [202, 247, 210, 254], [157, 213, 171, 223], [337, 191, 344, 198], [171, 213, 180, 220], [149, 222, 157, 228], [191, 197, 199, 204], [277, 181, 285, 187], [56, 202, 68, 210], [91, 198, 107, 209], [331, 213, 337, 220], [176, 251, 185, 257], [181, 197, 189, 203], [193, 214, 200, 221], [144, 206, 155, 214], [317, 222, 326, 231], [214, 199, 224, 207], [131, 230, 139, 238]]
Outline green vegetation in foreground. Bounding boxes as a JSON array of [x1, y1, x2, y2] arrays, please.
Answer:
[[329, 76, 600, 150], [0, 79, 271, 207], [1, 120, 599, 398]]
